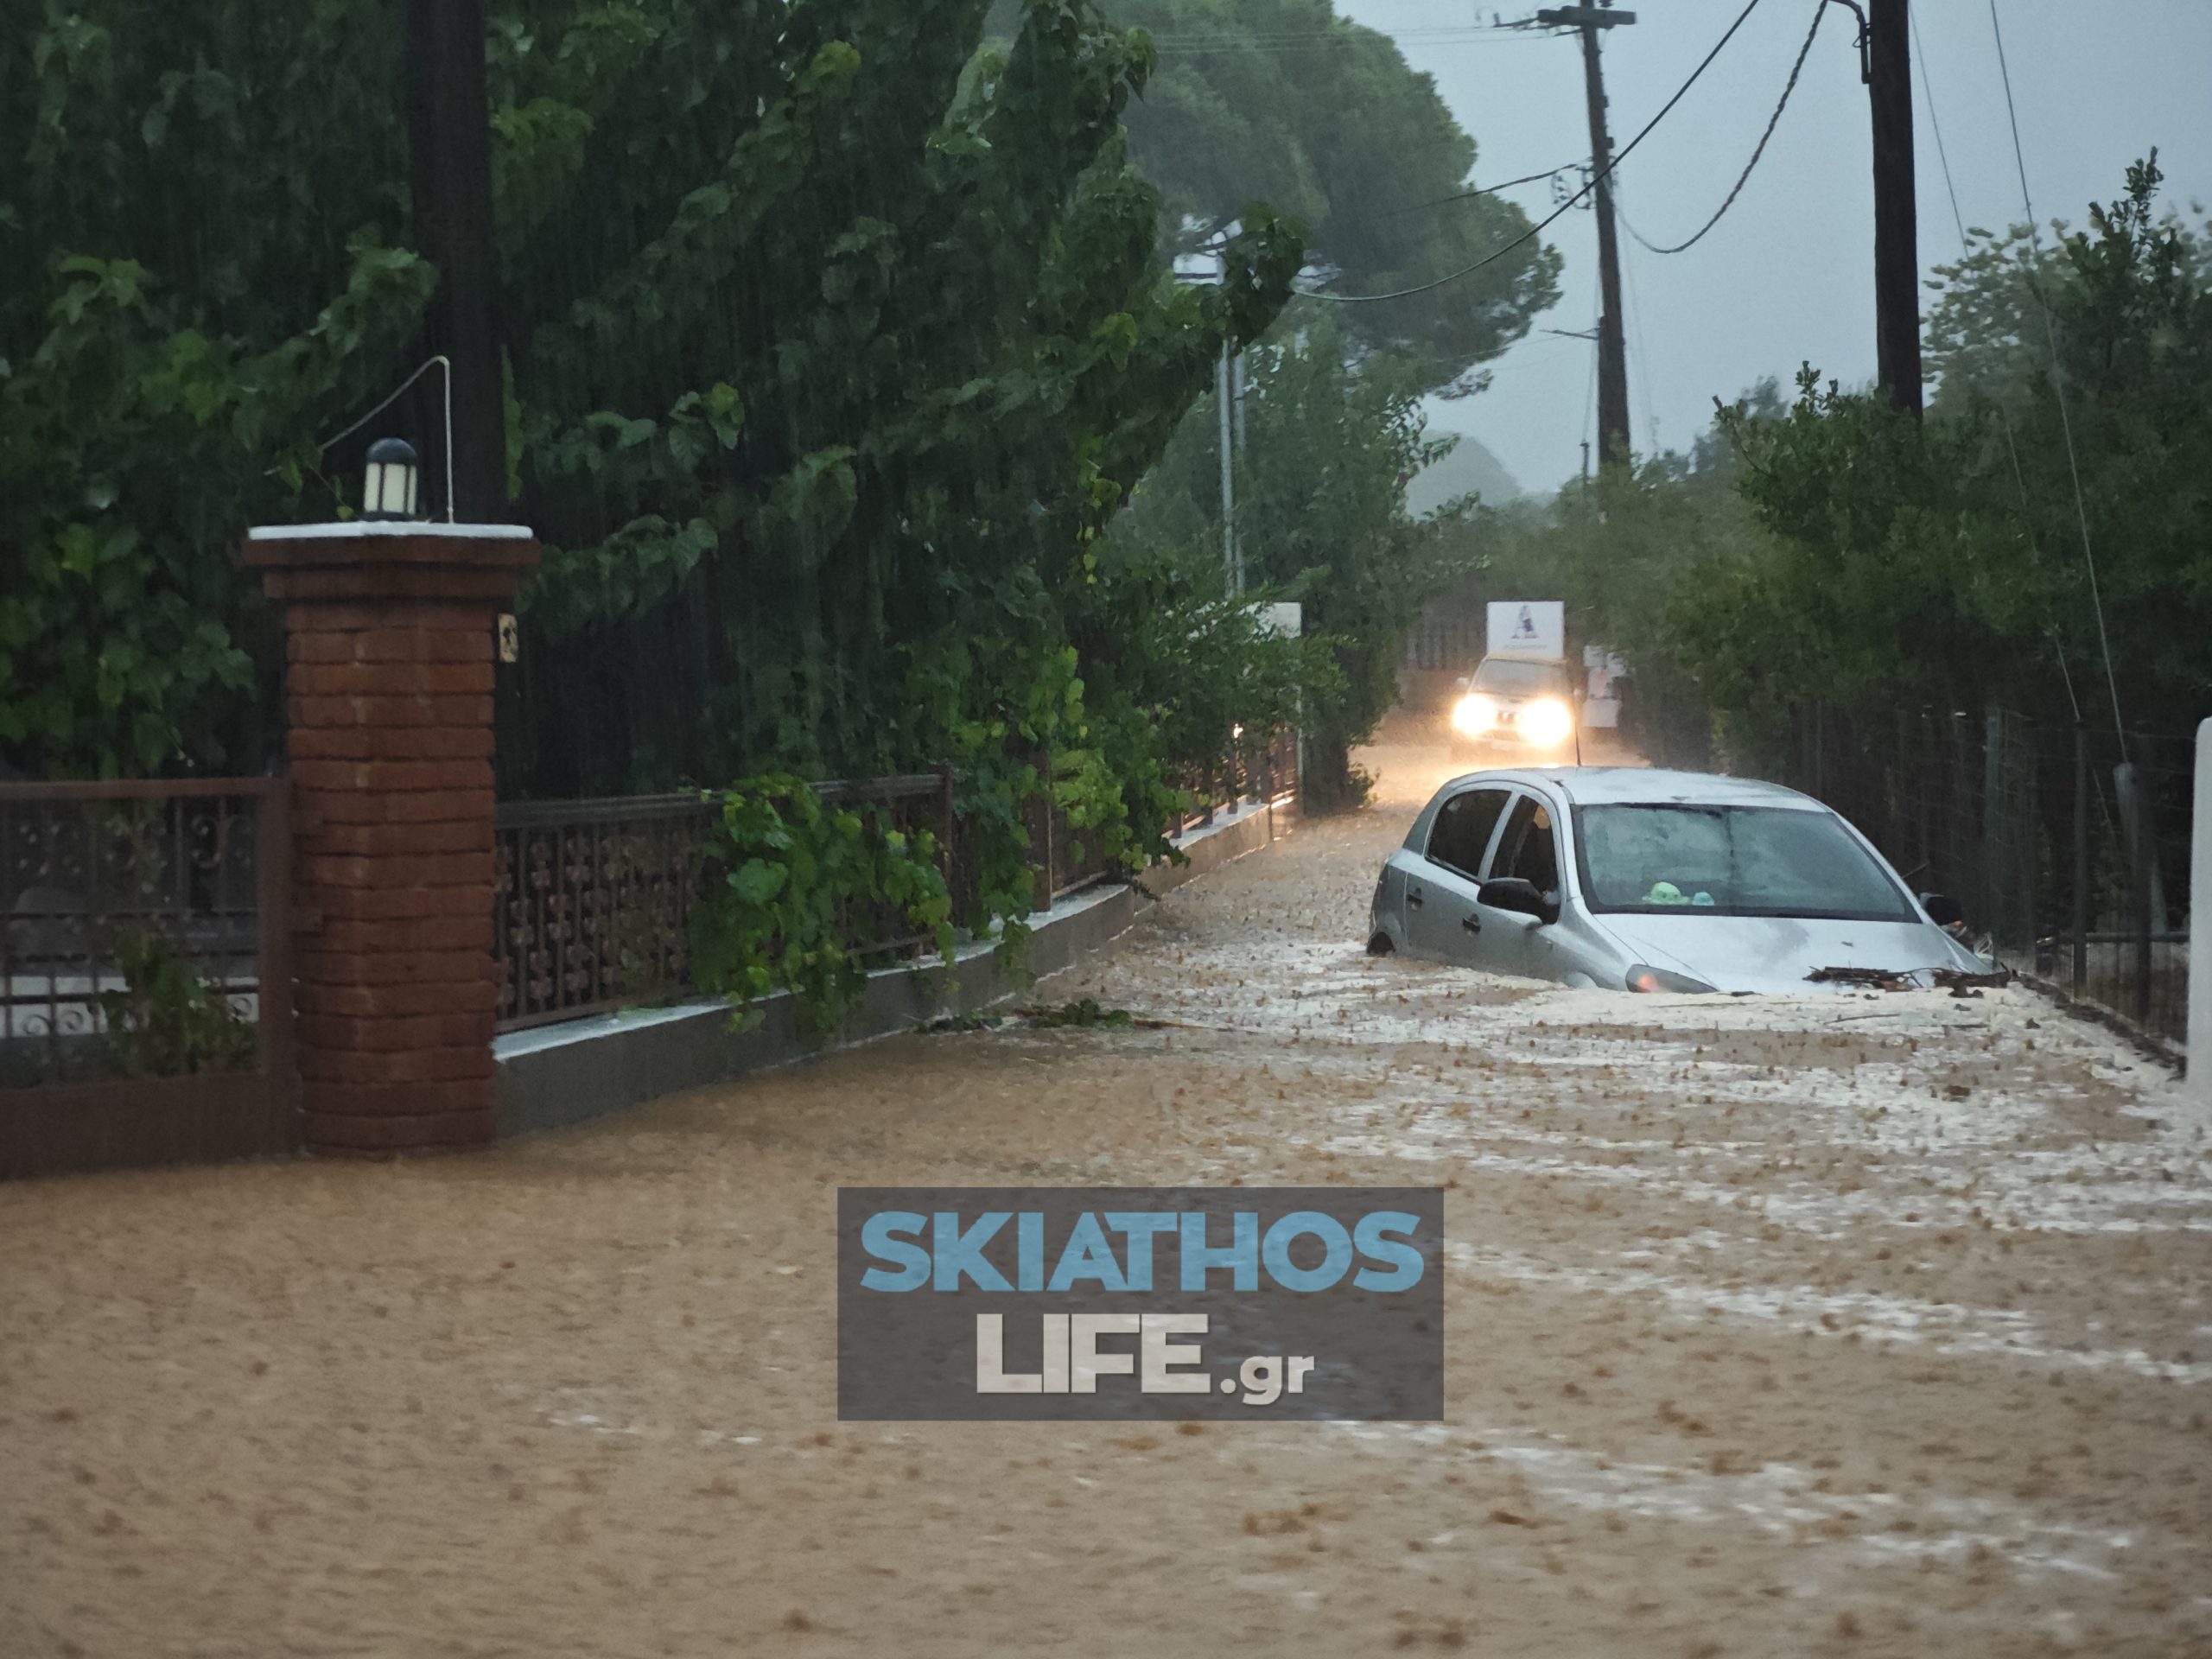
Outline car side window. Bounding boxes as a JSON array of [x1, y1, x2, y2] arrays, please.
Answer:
[[1426, 788, 1510, 879], [1493, 796, 1561, 899]]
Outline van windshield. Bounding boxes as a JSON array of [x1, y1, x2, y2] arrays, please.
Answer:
[[1573, 804, 1916, 921], [1471, 658, 1565, 695]]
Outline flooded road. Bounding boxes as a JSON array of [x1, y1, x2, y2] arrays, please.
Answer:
[[4, 736, 2210, 1657]]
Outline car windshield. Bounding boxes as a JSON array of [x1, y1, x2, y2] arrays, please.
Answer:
[[1573, 804, 1916, 921], [1471, 658, 1564, 695]]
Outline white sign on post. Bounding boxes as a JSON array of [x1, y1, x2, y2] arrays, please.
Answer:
[[1487, 601, 1565, 660]]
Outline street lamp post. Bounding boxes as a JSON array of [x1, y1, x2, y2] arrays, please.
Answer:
[[1173, 245, 1243, 598]]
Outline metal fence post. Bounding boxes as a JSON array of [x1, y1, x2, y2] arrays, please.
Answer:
[[1982, 712, 2005, 947], [2072, 725, 2089, 999], [2018, 718, 2037, 964], [2190, 719, 2210, 1098], [2117, 761, 2154, 1025]]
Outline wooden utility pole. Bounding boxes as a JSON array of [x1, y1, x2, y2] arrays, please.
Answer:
[[1537, 3, 1636, 467], [1867, 0, 1922, 416], [404, 0, 507, 520]]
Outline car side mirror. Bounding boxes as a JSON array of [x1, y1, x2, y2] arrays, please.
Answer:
[[1479, 876, 1554, 924], [1919, 892, 1965, 929]]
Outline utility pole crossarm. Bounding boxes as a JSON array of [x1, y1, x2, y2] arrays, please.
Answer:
[[1534, 7, 1636, 26]]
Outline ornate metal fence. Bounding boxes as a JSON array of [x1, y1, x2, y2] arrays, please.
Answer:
[[0, 778, 297, 1178], [493, 773, 956, 1032], [493, 742, 1300, 1033]]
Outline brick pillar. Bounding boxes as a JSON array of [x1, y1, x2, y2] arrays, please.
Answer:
[[242, 524, 537, 1154]]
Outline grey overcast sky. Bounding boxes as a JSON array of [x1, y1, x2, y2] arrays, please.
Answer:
[[1329, 0, 2212, 495]]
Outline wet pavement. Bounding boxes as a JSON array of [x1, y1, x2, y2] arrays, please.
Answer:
[[3, 736, 2209, 1657]]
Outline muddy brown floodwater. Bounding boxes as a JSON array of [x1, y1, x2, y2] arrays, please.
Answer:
[[4, 736, 2210, 1658]]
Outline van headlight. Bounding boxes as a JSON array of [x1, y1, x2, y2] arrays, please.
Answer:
[[1451, 694, 1497, 735], [1626, 964, 1716, 994], [1522, 697, 1573, 747]]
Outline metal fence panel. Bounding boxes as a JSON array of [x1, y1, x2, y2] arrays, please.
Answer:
[[494, 773, 957, 1032], [1773, 707, 2194, 1045], [0, 778, 297, 1177]]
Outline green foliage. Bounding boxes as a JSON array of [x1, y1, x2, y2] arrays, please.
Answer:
[[478, 0, 1318, 821], [98, 927, 258, 1077], [1696, 157, 2211, 737], [1020, 997, 1134, 1027], [690, 777, 958, 1044], [1108, 313, 1467, 804], [3, 0, 1548, 921], [1104, 0, 1562, 391], [1460, 159, 2210, 770], [2, 0, 431, 776], [3, 0, 1306, 798], [0, 234, 434, 774]]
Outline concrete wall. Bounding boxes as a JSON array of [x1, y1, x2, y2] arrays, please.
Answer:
[[494, 797, 1289, 1138]]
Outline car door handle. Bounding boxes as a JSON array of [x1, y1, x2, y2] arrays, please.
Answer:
[[1407, 887, 1425, 909], [1461, 915, 1481, 934]]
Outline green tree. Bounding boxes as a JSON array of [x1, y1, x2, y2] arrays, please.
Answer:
[[1691, 157, 2212, 739], [2, 0, 1304, 826], [1103, 0, 1561, 393], [1106, 314, 1465, 803], [1445, 397, 1781, 768], [0, 0, 432, 775]]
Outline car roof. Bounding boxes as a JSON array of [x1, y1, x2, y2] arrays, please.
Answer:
[[1437, 766, 1827, 810]]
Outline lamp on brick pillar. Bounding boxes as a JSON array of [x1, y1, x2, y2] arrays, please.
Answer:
[[361, 437, 423, 521], [241, 519, 537, 1154]]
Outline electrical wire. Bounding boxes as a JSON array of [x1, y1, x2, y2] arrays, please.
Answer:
[[1148, 24, 1544, 57], [1396, 164, 1583, 215], [1913, 2, 2074, 719], [315, 354, 457, 524], [1986, 0, 2128, 747], [1147, 21, 1530, 45], [1618, 219, 1660, 452], [1618, 0, 1827, 255], [1299, 0, 1770, 304], [1910, 5, 1971, 252], [1579, 298, 1600, 476]]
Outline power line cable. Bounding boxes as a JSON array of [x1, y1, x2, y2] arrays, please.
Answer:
[[1579, 297, 1600, 475], [1909, 6, 1971, 251], [1299, 0, 1770, 304], [1617, 221, 1661, 450], [1618, 0, 1828, 255], [1396, 164, 1583, 214], [1148, 24, 1543, 54], [1912, 1, 2079, 722], [1150, 25, 1527, 44], [1986, 0, 2128, 747]]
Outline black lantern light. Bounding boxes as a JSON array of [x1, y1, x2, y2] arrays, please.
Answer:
[[362, 437, 421, 521]]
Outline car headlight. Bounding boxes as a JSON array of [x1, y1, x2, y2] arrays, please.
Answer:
[[1522, 697, 1573, 747], [1625, 963, 1716, 994], [1451, 694, 1497, 735]]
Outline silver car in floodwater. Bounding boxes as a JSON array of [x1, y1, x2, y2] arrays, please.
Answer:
[[1367, 767, 1991, 994]]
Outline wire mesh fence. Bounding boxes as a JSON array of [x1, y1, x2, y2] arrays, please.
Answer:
[[1770, 706, 2195, 1045]]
